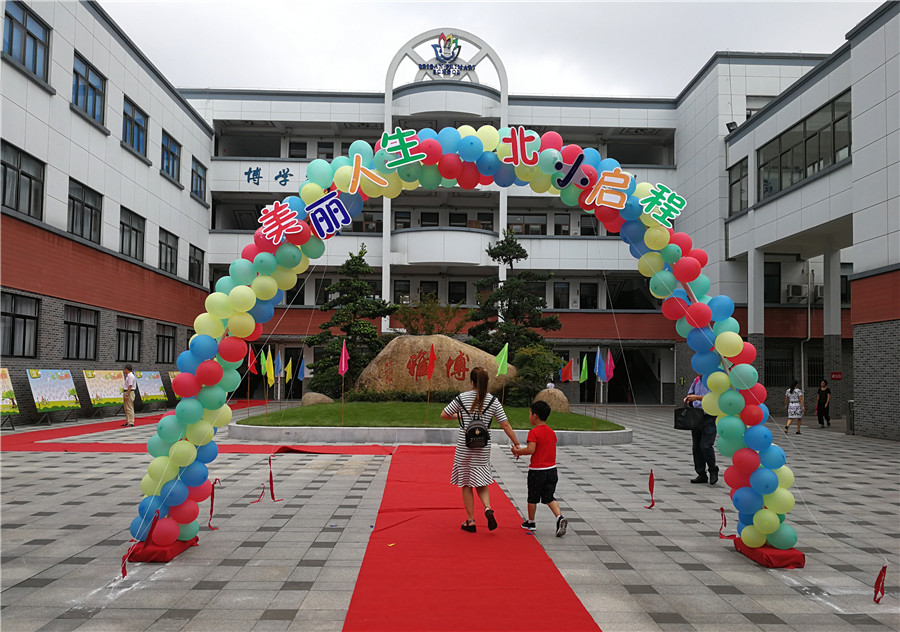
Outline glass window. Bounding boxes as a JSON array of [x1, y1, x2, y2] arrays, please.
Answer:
[[606, 276, 658, 309], [764, 262, 781, 304], [449, 213, 467, 227], [757, 138, 780, 200], [159, 228, 178, 274], [314, 278, 333, 306], [122, 97, 148, 156], [351, 210, 382, 233], [579, 283, 599, 310], [64, 305, 98, 360], [554, 213, 570, 236], [448, 281, 467, 304], [119, 207, 145, 261], [507, 214, 547, 235], [1, 141, 44, 219], [67, 179, 102, 243], [764, 347, 793, 388], [285, 279, 305, 306], [523, 281, 546, 300], [72, 53, 105, 123], [834, 115, 850, 162], [553, 282, 570, 309], [161, 132, 181, 181], [393, 280, 410, 305], [421, 212, 439, 227], [288, 141, 307, 159], [188, 245, 204, 285], [1, 292, 38, 357], [394, 211, 411, 230], [580, 214, 597, 236], [365, 280, 381, 300], [3, 1, 50, 82], [116, 316, 141, 362], [191, 159, 207, 201], [728, 158, 748, 215], [317, 142, 334, 160], [419, 281, 438, 300], [807, 354, 824, 389], [156, 324, 176, 363], [478, 212, 493, 231]]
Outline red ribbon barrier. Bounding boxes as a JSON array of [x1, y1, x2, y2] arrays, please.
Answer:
[[874, 565, 887, 603], [268, 455, 283, 502], [719, 506, 738, 540], [249, 483, 266, 504], [121, 511, 159, 578], [643, 469, 655, 509], [207, 478, 220, 530]]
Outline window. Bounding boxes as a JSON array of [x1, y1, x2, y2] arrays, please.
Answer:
[[606, 276, 658, 309], [764, 348, 793, 387], [580, 283, 599, 310], [728, 158, 748, 215], [314, 278, 333, 306], [554, 213, 570, 236], [449, 213, 467, 227], [191, 159, 207, 201], [395, 211, 411, 230], [317, 142, 334, 160], [1, 141, 44, 219], [448, 281, 467, 304], [580, 214, 597, 236], [523, 281, 546, 300], [342, 141, 353, 156], [350, 211, 382, 233], [288, 141, 307, 159], [419, 281, 438, 300], [478, 212, 493, 231], [64, 305, 98, 360], [72, 53, 105, 123], [553, 282, 570, 309], [807, 354, 824, 389], [159, 228, 178, 274], [67, 179, 102, 243], [3, 1, 50, 82], [764, 262, 781, 304], [122, 98, 148, 156], [285, 281, 305, 306], [1, 292, 38, 357], [365, 280, 381, 300], [394, 280, 411, 305], [117, 316, 141, 362], [161, 131, 181, 181], [420, 212, 439, 227], [119, 208, 145, 261], [156, 324, 176, 363], [188, 245, 204, 284], [507, 214, 547, 235]]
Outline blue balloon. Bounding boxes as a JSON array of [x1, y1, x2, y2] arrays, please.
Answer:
[[475, 151, 501, 176], [181, 461, 210, 486], [138, 495, 167, 518], [672, 288, 689, 301], [759, 402, 770, 422], [708, 295, 735, 322], [248, 300, 275, 324], [417, 127, 437, 142], [513, 178, 528, 187], [750, 467, 779, 495], [687, 327, 716, 352], [744, 424, 773, 451], [190, 335, 218, 361], [620, 220, 645, 244], [282, 196, 306, 219], [597, 157, 621, 173], [732, 486, 764, 514], [437, 127, 461, 153], [738, 511, 756, 526], [581, 147, 602, 170], [735, 521, 747, 535], [457, 136, 484, 162], [493, 163, 516, 187], [691, 350, 721, 375], [160, 479, 189, 507], [270, 289, 285, 305], [620, 196, 643, 221], [759, 444, 786, 469], [176, 350, 201, 374], [342, 192, 364, 217], [130, 515, 152, 541], [195, 441, 219, 464]]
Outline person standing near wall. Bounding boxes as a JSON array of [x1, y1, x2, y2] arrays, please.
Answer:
[[122, 364, 136, 427], [816, 379, 831, 428], [683, 374, 718, 485]]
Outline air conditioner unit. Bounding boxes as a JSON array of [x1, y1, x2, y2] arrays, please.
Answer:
[[814, 285, 825, 302], [786, 284, 806, 300]]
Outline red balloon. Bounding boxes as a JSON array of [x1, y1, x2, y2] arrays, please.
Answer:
[[741, 383, 767, 406], [241, 243, 260, 262], [196, 360, 223, 386], [245, 323, 263, 342], [672, 256, 702, 282], [540, 131, 563, 151], [669, 232, 693, 253], [218, 336, 247, 363], [661, 297, 689, 320], [254, 228, 279, 253], [285, 221, 311, 246], [168, 499, 200, 524], [172, 372, 201, 398], [578, 165, 598, 189], [685, 302, 712, 328], [594, 205, 619, 223], [187, 479, 213, 502], [689, 248, 709, 267], [478, 174, 494, 186], [724, 465, 752, 489], [730, 342, 757, 366], [438, 154, 463, 179], [418, 138, 443, 166], [732, 447, 761, 473], [740, 405, 765, 426], [604, 216, 626, 233], [560, 144, 583, 163], [457, 162, 480, 189], [150, 517, 180, 546]]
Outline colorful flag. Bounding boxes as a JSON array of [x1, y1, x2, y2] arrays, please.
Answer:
[[427, 344, 437, 381], [594, 347, 606, 383], [285, 358, 293, 383], [605, 349, 615, 382], [274, 350, 283, 376], [266, 348, 275, 387], [579, 354, 588, 383], [560, 359, 573, 382], [248, 346, 258, 375], [495, 342, 509, 377], [259, 348, 267, 376], [298, 355, 305, 381], [339, 340, 349, 376]]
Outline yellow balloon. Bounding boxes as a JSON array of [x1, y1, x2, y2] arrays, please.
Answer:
[[271, 267, 298, 290], [333, 165, 353, 192], [515, 163, 538, 182], [300, 182, 324, 204], [148, 456, 179, 483], [637, 252, 665, 278], [360, 176, 383, 198], [401, 177, 419, 191], [227, 311, 256, 338], [752, 508, 781, 535], [476, 125, 499, 151], [205, 292, 235, 319], [186, 420, 215, 446], [529, 172, 552, 194], [168, 440, 197, 467], [194, 313, 225, 338], [740, 524, 767, 548], [706, 371, 732, 393], [497, 141, 512, 160], [644, 224, 670, 250], [774, 466, 794, 489], [715, 332, 744, 358], [141, 474, 164, 497], [639, 212, 658, 227], [548, 186, 560, 196], [382, 172, 403, 199], [763, 488, 795, 514], [634, 181, 654, 199], [291, 254, 310, 275], [229, 285, 257, 312], [251, 275, 278, 300], [202, 404, 233, 428], [701, 391, 722, 416], [457, 124, 476, 137]]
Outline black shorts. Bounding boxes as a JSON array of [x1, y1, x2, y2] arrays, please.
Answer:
[[527, 468, 558, 504]]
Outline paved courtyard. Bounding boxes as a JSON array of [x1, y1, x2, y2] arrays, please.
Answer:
[[1, 405, 898, 631]]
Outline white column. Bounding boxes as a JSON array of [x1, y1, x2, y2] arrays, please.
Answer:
[[823, 248, 841, 336], [381, 198, 392, 333], [498, 189, 508, 283], [747, 246, 765, 334]]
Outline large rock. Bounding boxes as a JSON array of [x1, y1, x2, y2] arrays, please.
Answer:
[[301, 392, 334, 406], [356, 335, 516, 394], [533, 387, 570, 413]]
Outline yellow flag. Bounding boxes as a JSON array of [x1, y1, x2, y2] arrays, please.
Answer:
[[266, 347, 275, 387], [285, 359, 293, 384]]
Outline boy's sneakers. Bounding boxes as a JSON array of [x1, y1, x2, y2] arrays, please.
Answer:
[[521, 520, 536, 530], [555, 515, 568, 537]]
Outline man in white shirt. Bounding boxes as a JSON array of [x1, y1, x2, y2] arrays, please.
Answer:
[[122, 364, 137, 427]]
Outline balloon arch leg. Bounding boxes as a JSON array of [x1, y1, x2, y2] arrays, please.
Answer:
[[126, 125, 801, 566]]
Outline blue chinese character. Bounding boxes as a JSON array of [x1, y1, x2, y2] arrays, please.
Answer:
[[274, 168, 293, 186], [244, 167, 262, 185]]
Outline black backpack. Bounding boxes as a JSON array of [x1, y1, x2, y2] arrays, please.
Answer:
[[456, 394, 496, 448]]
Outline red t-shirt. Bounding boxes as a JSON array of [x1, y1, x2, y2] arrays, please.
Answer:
[[526, 423, 557, 470]]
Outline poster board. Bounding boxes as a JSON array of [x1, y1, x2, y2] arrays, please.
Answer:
[[27, 369, 81, 412], [168, 372, 182, 399], [83, 370, 125, 407], [1, 368, 19, 414], [135, 371, 167, 402]]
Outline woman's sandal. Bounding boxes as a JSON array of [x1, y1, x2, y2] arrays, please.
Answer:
[[461, 520, 476, 533], [485, 509, 497, 531]]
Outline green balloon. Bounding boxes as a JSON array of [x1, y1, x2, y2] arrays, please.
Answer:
[[175, 398, 204, 426], [331, 155, 352, 172], [373, 149, 398, 175], [275, 244, 303, 269], [538, 149, 562, 175], [660, 244, 683, 264], [716, 435, 741, 458], [229, 259, 256, 286], [560, 184, 581, 207], [718, 389, 745, 416], [215, 275, 237, 294], [689, 274, 711, 298], [157, 416, 185, 443], [301, 235, 326, 259], [306, 159, 334, 188], [730, 363, 759, 389], [253, 252, 278, 276], [215, 355, 242, 371], [178, 520, 200, 541], [712, 317, 741, 336], [766, 523, 797, 550], [197, 385, 227, 410], [219, 368, 241, 393], [649, 270, 678, 299], [716, 415, 745, 442], [397, 162, 422, 183], [419, 165, 442, 189], [147, 434, 173, 458], [441, 177, 457, 188], [675, 316, 692, 339]]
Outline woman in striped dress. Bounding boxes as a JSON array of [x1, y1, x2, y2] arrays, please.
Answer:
[[441, 367, 521, 533]]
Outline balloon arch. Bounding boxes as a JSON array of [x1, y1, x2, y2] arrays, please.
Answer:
[[129, 125, 798, 554]]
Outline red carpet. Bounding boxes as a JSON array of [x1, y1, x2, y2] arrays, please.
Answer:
[[342, 446, 600, 632]]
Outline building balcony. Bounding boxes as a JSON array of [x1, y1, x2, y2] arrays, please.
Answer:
[[391, 227, 498, 266]]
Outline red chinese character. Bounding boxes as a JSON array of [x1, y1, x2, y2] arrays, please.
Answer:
[[407, 351, 429, 381], [499, 126, 539, 166], [258, 200, 304, 244], [381, 360, 394, 384], [445, 351, 470, 381]]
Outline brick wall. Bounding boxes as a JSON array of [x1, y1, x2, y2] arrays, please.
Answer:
[[852, 320, 900, 440]]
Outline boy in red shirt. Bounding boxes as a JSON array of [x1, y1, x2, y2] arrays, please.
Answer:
[[511, 400, 567, 537]]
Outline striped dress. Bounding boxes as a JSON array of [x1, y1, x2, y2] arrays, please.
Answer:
[[443, 390, 508, 488]]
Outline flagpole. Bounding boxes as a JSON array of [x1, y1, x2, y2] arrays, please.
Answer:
[[426, 383, 431, 428], [341, 373, 345, 427], [592, 379, 598, 431]]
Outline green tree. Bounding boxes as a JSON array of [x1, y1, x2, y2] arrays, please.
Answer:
[[306, 245, 397, 397], [394, 292, 470, 336], [467, 231, 561, 357], [506, 344, 565, 407]]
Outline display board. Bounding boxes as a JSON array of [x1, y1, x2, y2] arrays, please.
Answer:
[[27, 369, 80, 412], [83, 370, 125, 407], [1, 368, 19, 414], [135, 371, 167, 402]]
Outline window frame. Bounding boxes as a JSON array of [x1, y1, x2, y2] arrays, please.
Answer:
[[394, 210, 411, 230], [122, 97, 148, 157], [314, 278, 334, 306], [420, 212, 439, 227], [449, 212, 467, 228], [728, 158, 749, 216], [156, 323, 176, 364], [554, 213, 570, 236], [447, 281, 467, 304], [119, 207, 145, 262], [579, 282, 599, 310], [317, 141, 334, 160], [393, 279, 411, 305], [188, 244, 204, 285], [158, 228, 178, 275], [580, 214, 597, 236], [3, 1, 51, 83], [160, 131, 181, 182], [1, 141, 44, 219], [72, 52, 106, 124], [419, 280, 439, 300], [553, 281, 570, 310], [191, 158, 207, 201], [1, 292, 39, 358], [67, 179, 102, 243], [116, 316, 142, 363], [63, 305, 98, 360]]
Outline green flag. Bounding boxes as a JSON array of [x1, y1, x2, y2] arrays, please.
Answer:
[[495, 343, 509, 377], [260, 348, 268, 376], [579, 354, 588, 383]]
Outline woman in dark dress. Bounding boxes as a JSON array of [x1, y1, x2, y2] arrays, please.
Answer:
[[816, 379, 832, 428]]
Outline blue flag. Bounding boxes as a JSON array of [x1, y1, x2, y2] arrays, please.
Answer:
[[594, 347, 606, 383], [274, 350, 283, 376], [298, 356, 305, 381]]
